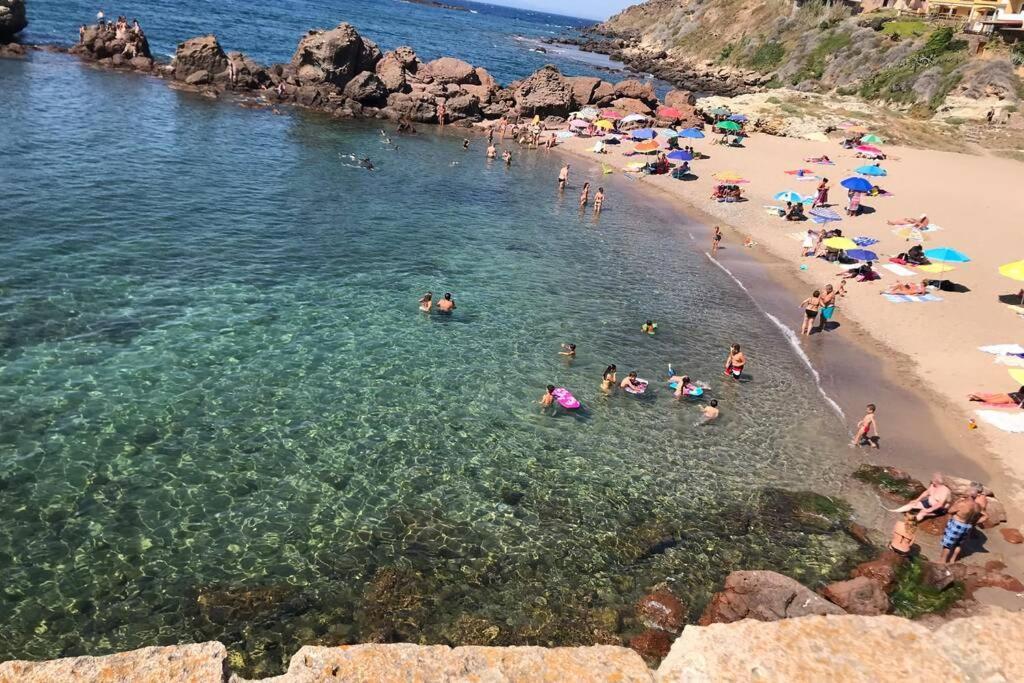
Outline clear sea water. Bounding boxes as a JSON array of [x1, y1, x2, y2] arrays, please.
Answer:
[[3, 1, 861, 676]]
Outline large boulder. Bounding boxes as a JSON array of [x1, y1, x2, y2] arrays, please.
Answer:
[[592, 80, 615, 106], [664, 88, 697, 109], [475, 66, 497, 91], [173, 35, 228, 82], [423, 56, 479, 85], [567, 75, 601, 107], [384, 91, 438, 123], [821, 576, 889, 615], [513, 65, 574, 118], [609, 97, 652, 116], [376, 47, 420, 93], [441, 90, 482, 122], [850, 550, 906, 593], [614, 79, 657, 106], [226, 51, 270, 90], [699, 570, 846, 625], [290, 22, 380, 88], [0, 0, 27, 40], [344, 70, 388, 106], [0, 643, 227, 681]]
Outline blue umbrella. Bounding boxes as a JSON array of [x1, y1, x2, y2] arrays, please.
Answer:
[[809, 207, 842, 223], [632, 128, 657, 140], [924, 247, 971, 263], [773, 190, 804, 203], [728, 114, 748, 122], [840, 177, 873, 193], [856, 165, 887, 177], [680, 128, 705, 139], [667, 150, 693, 161], [656, 128, 680, 138], [845, 249, 878, 261]]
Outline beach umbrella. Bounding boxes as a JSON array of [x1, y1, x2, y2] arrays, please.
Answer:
[[728, 114, 748, 122], [621, 113, 651, 124], [773, 190, 804, 203], [667, 150, 693, 161], [594, 119, 615, 130], [716, 120, 742, 132], [578, 107, 600, 120], [710, 106, 731, 117], [846, 249, 879, 261], [823, 236, 857, 250], [855, 165, 887, 177], [860, 134, 884, 144], [840, 177, 873, 193], [924, 247, 971, 263], [1010, 368, 1024, 385], [631, 128, 657, 140], [895, 227, 929, 242], [601, 109, 624, 120], [998, 260, 1024, 282], [680, 128, 705, 139], [657, 106, 684, 120], [918, 263, 956, 275], [811, 208, 843, 224], [856, 145, 883, 154], [634, 140, 660, 153], [656, 128, 679, 138], [713, 171, 747, 183], [569, 119, 590, 129]]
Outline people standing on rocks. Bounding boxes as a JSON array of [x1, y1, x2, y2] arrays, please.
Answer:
[[227, 58, 238, 85], [437, 100, 446, 127], [850, 403, 879, 448], [711, 226, 722, 256], [939, 485, 983, 564], [558, 164, 569, 192], [96, 9, 104, 25], [800, 289, 821, 336], [594, 187, 605, 215], [579, 182, 590, 209], [79, 25, 86, 42], [813, 178, 830, 208]]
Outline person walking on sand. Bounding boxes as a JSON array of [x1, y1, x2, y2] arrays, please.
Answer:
[[800, 289, 821, 336], [579, 182, 590, 209], [711, 226, 723, 256], [813, 178, 829, 208], [594, 187, 605, 214], [850, 403, 879, 448], [558, 164, 570, 192], [724, 344, 745, 379]]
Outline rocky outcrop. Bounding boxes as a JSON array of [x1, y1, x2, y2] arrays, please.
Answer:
[[614, 79, 657, 106], [0, 0, 26, 40], [664, 89, 696, 109], [384, 91, 437, 122], [344, 70, 388, 106], [0, 642, 226, 682], [512, 64, 574, 118], [699, 571, 846, 625], [568, 75, 601, 107], [376, 46, 419, 93], [850, 550, 905, 593], [609, 97, 652, 116], [422, 56, 478, 85], [290, 22, 381, 88], [820, 577, 889, 616], [71, 23, 153, 70], [173, 35, 227, 83]]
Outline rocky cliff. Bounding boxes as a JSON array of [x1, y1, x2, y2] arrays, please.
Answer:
[[2, 609, 1022, 681], [584, 0, 1020, 117]]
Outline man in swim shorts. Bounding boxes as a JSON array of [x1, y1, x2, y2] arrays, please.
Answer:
[[817, 284, 836, 332], [893, 472, 951, 522], [437, 292, 456, 313], [558, 164, 570, 191], [724, 344, 745, 379], [939, 486, 983, 564], [850, 403, 879, 448], [620, 371, 644, 392]]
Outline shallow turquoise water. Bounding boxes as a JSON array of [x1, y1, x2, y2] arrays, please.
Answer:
[[0, 53, 861, 675]]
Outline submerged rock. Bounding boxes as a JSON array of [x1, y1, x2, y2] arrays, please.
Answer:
[[853, 464, 926, 502], [635, 589, 686, 634], [699, 570, 846, 625], [628, 628, 671, 661], [850, 550, 907, 593]]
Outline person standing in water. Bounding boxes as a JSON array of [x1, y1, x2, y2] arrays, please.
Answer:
[[558, 164, 570, 192], [724, 344, 745, 379], [539, 385, 555, 408], [418, 291, 433, 312], [700, 399, 720, 423], [800, 289, 821, 336], [437, 292, 456, 313], [502, 149, 512, 166], [594, 187, 605, 215], [711, 226, 723, 256], [817, 284, 837, 332], [437, 100, 446, 127], [579, 182, 590, 209], [851, 403, 879, 448], [486, 143, 497, 159], [601, 364, 617, 392]]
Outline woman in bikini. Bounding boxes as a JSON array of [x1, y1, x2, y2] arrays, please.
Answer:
[[800, 289, 821, 336], [579, 182, 590, 209], [968, 385, 1024, 407], [418, 291, 433, 312], [881, 281, 928, 296], [601, 364, 617, 393]]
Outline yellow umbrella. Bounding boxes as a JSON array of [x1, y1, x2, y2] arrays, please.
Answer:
[[896, 227, 929, 242], [998, 260, 1024, 282], [595, 119, 615, 130], [625, 161, 647, 171], [634, 140, 660, 153], [918, 263, 955, 275], [823, 237, 857, 250], [1010, 368, 1024, 385], [713, 171, 746, 182]]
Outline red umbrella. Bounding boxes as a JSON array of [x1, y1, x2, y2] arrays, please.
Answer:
[[656, 106, 684, 120], [856, 145, 882, 154], [601, 109, 624, 120]]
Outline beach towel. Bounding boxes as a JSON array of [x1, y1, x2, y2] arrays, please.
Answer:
[[882, 263, 915, 277], [976, 410, 1024, 433], [892, 223, 943, 234], [764, 205, 785, 216], [979, 344, 1024, 356], [787, 231, 807, 242], [883, 293, 943, 303], [853, 237, 878, 247], [995, 355, 1024, 368]]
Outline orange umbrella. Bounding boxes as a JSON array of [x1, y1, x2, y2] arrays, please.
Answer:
[[634, 140, 660, 153]]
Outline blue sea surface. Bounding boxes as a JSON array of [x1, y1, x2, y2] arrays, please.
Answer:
[[2, 2, 860, 677]]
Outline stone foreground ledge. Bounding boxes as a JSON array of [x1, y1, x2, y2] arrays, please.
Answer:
[[2, 610, 1023, 682]]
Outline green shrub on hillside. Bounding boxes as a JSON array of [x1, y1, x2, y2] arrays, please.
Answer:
[[792, 31, 852, 84], [859, 27, 966, 110], [749, 41, 786, 70]]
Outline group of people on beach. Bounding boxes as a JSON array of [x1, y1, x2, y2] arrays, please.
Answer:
[[888, 472, 990, 564], [798, 282, 845, 336]]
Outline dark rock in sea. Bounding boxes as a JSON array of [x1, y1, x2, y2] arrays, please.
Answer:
[[344, 70, 388, 106], [290, 22, 381, 88], [500, 490, 524, 506], [699, 570, 846, 625], [0, 41, 27, 58], [853, 464, 926, 503], [755, 488, 853, 534], [0, 0, 27, 41], [821, 576, 889, 615], [195, 583, 305, 625], [628, 628, 671, 661], [173, 35, 227, 82], [383, 91, 437, 123], [636, 589, 686, 634], [846, 521, 875, 547], [512, 64, 574, 118]]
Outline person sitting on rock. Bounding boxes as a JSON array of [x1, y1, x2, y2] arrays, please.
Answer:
[[889, 512, 918, 556], [131, 18, 141, 36], [890, 472, 952, 521]]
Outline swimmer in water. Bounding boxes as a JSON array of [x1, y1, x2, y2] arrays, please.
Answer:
[[671, 374, 696, 399], [620, 371, 644, 392], [601, 364, 617, 392], [487, 144, 497, 159], [418, 291, 433, 312], [436, 292, 456, 314], [641, 320, 657, 335], [463, 139, 470, 150], [502, 149, 512, 166], [559, 343, 576, 358], [359, 157, 374, 171], [539, 384, 556, 408], [700, 399, 720, 423]]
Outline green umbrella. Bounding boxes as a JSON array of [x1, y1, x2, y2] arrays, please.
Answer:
[[710, 106, 731, 116], [716, 120, 741, 132], [860, 134, 883, 144]]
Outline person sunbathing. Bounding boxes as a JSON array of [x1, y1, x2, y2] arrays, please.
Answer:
[[968, 386, 1024, 407], [882, 280, 928, 296], [887, 214, 928, 228], [806, 155, 831, 163], [890, 473, 952, 521]]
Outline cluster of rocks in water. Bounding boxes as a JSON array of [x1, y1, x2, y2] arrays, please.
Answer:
[[55, 20, 703, 128]]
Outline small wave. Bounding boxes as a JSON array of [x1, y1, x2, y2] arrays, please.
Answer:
[[705, 253, 845, 419]]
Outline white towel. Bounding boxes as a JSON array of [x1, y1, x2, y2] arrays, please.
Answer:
[[979, 344, 1024, 355], [883, 293, 943, 303], [976, 410, 1024, 433], [995, 355, 1024, 368], [882, 263, 915, 277]]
